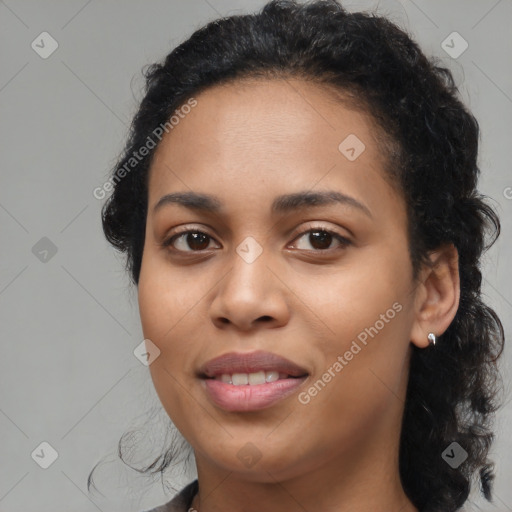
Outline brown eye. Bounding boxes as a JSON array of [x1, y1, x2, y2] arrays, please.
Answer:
[[291, 227, 351, 252], [182, 232, 211, 251], [307, 230, 332, 250], [163, 230, 218, 252]]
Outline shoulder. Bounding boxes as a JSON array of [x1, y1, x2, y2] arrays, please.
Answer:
[[141, 480, 199, 512]]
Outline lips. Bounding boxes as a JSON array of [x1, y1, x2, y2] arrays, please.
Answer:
[[197, 350, 309, 412], [197, 350, 309, 379]]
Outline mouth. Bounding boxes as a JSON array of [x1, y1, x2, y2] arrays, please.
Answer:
[[204, 370, 306, 386], [197, 350, 309, 411], [198, 350, 309, 379]]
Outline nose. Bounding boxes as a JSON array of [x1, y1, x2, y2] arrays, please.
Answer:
[[209, 246, 291, 332]]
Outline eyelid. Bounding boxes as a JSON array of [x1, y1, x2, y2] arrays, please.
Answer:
[[289, 222, 351, 243], [161, 222, 352, 252], [161, 224, 218, 249]]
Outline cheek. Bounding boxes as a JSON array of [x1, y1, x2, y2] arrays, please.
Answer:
[[138, 282, 201, 437], [296, 323, 409, 452], [137, 253, 209, 414], [295, 259, 411, 425], [138, 277, 199, 372], [138, 251, 200, 338], [299, 253, 408, 348], [138, 266, 182, 391]]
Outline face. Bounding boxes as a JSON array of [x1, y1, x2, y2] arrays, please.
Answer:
[[138, 78, 420, 481]]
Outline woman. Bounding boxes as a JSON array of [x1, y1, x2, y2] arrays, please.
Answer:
[[90, 1, 505, 511]]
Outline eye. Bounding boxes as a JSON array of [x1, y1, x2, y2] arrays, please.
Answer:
[[290, 226, 351, 252], [162, 228, 219, 253], [161, 224, 351, 254]]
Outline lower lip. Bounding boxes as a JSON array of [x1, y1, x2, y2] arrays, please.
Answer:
[[202, 376, 308, 412]]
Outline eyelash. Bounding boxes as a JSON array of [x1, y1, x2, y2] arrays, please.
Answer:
[[161, 224, 352, 254]]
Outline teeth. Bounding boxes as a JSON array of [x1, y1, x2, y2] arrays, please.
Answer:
[[265, 371, 280, 383], [248, 371, 266, 385], [215, 371, 289, 385], [232, 373, 248, 385]]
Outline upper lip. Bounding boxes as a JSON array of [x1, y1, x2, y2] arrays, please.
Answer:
[[198, 350, 309, 378]]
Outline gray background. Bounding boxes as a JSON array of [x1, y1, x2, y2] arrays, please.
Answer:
[[1, 0, 511, 511]]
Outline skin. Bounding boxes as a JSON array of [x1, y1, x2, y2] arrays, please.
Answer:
[[137, 78, 460, 512]]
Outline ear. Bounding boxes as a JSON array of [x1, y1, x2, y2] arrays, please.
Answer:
[[410, 243, 460, 349]]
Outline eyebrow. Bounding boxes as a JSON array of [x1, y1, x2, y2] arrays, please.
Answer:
[[152, 190, 372, 218]]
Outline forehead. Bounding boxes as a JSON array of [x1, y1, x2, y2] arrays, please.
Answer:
[[151, 79, 379, 165], [147, 78, 398, 217]]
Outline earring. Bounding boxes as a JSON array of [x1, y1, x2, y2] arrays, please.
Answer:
[[427, 332, 436, 346]]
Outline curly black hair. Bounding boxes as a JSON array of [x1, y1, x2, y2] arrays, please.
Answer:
[[91, 1, 505, 510]]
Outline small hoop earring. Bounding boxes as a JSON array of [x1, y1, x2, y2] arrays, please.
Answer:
[[427, 332, 436, 346]]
